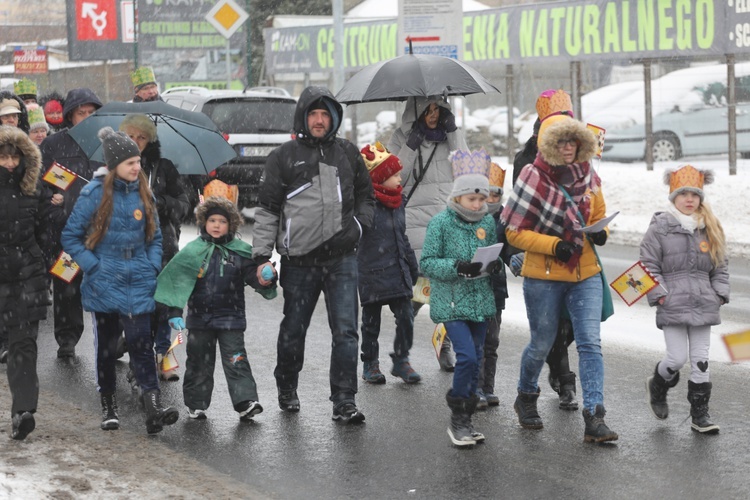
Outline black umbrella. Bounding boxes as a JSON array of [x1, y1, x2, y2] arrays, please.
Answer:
[[68, 101, 237, 175], [335, 53, 500, 105]]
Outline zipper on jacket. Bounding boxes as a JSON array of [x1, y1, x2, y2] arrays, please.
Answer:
[[545, 256, 551, 275], [334, 167, 342, 202], [284, 218, 292, 250]]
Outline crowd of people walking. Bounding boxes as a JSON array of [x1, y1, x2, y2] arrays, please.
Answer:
[[0, 71, 729, 447]]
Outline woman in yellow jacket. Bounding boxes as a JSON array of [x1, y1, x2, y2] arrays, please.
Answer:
[[501, 113, 618, 443]]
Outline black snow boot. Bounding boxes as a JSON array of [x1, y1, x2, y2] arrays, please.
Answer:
[[582, 405, 618, 443], [513, 388, 543, 429], [143, 390, 179, 435], [445, 392, 477, 447], [646, 364, 679, 420], [100, 393, 120, 430], [557, 372, 578, 411], [687, 381, 719, 434]]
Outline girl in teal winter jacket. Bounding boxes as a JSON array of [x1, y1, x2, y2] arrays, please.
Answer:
[[420, 149, 498, 448]]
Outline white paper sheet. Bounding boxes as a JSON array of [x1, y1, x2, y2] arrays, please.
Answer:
[[581, 211, 620, 233]]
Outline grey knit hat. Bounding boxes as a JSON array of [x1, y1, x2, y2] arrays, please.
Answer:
[[450, 149, 491, 198], [98, 126, 140, 171]]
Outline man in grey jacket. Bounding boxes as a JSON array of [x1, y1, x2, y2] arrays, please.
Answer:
[[253, 86, 374, 424]]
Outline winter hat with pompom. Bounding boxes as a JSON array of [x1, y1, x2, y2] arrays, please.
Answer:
[[98, 126, 140, 171]]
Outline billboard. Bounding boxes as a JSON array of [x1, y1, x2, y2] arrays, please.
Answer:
[[265, 0, 749, 75], [67, 0, 132, 60]]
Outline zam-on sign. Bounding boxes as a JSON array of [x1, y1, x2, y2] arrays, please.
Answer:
[[264, 0, 750, 74]]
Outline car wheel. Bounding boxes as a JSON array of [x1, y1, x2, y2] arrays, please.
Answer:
[[652, 134, 680, 162]]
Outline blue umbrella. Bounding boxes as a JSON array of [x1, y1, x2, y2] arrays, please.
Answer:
[[68, 101, 237, 175]]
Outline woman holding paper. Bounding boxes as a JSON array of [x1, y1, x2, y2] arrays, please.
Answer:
[[420, 149, 501, 447], [0, 126, 49, 440], [61, 127, 178, 435], [501, 114, 618, 443]]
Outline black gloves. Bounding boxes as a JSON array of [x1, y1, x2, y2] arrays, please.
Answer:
[[590, 230, 608, 246], [485, 260, 503, 276], [439, 109, 457, 133], [554, 241, 576, 262], [455, 261, 483, 278], [406, 126, 425, 150]]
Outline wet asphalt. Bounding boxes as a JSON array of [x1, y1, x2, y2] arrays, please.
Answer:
[[33, 243, 750, 499]]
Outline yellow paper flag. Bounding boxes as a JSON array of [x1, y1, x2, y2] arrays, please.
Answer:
[[587, 123, 606, 159], [49, 251, 81, 283], [431, 323, 447, 359], [42, 162, 78, 190], [160, 331, 185, 373], [610, 261, 659, 306], [722, 330, 750, 362]]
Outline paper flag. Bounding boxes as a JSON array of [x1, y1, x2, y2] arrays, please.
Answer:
[[49, 251, 80, 283], [587, 123, 606, 159], [722, 330, 750, 362], [431, 323, 447, 359], [161, 330, 185, 373], [610, 261, 659, 306], [42, 162, 78, 190]]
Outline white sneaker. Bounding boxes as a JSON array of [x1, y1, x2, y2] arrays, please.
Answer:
[[187, 407, 207, 420], [238, 401, 263, 422]]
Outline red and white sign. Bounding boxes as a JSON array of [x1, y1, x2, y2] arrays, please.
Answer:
[[14, 47, 48, 74], [76, 0, 118, 41]]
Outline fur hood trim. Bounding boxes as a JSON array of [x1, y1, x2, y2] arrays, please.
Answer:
[[0, 125, 41, 196], [195, 196, 243, 234], [537, 117, 598, 166]]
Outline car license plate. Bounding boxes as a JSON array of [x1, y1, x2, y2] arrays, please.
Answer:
[[240, 146, 274, 157]]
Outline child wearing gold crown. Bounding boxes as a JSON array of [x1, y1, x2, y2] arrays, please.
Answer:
[[640, 165, 729, 434], [155, 192, 277, 423], [357, 143, 421, 384], [420, 149, 500, 447]]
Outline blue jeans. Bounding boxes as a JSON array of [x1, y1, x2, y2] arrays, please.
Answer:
[[445, 320, 487, 399], [94, 312, 159, 394], [275, 254, 360, 406], [361, 297, 414, 362], [519, 275, 604, 412]]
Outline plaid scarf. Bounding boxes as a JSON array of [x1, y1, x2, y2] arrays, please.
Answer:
[[501, 153, 600, 271]]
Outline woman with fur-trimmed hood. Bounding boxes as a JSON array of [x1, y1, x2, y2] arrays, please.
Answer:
[[155, 195, 276, 422], [501, 113, 619, 444], [0, 125, 49, 440]]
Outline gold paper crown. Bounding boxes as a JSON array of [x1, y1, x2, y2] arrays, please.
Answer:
[[488, 162, 506, 188], [131, 67, 156, 88], [14, 79, 37, 96], [203, 179, 239, 205], [536, 89, 573, 121], [362, 141, 390, 172], [666, 164, 712, 200], [451, 149, 491, 180]]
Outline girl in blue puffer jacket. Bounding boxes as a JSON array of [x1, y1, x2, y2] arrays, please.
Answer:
[[62, 127, 178, 435]]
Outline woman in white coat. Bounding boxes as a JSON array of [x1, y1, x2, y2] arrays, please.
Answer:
[[388, 96, 467, 371]]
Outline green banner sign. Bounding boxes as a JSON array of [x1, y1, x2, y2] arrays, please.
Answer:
[[264, 0, 745, 74]]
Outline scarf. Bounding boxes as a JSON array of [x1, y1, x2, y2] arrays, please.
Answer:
[[155, 233, 276, 309], [667, 204, 705, 232], [373, 183, 403, 209], [419, 119, 447, 143], [448, 199, 488, 222], [501, 153, 600, 271], [486, 200, 503, 214]]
